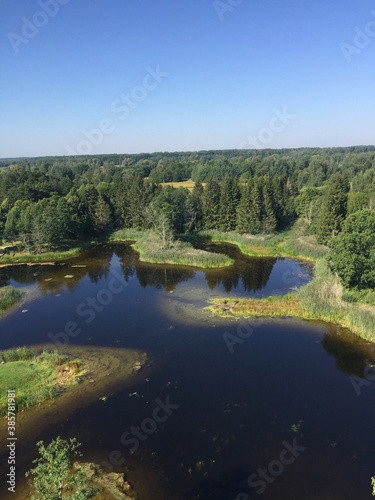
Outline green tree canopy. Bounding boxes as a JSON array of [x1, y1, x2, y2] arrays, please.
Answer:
[[26, 437, 98, 500], [328, 209, 375, 289], [317, 174, 350, 244]]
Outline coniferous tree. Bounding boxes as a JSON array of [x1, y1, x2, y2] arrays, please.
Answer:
[[317, 174, 350, 244], [248, 179, 263, 234], [186, 180, 204, 231], [272, 175, 284, 219], [202, 178, 220, 229], [218, 175, 240, 231], [236, 178, 253, 234], [129, 175, 146, 228], [114, 186, 130, 228], [262, 179, 277, 233]]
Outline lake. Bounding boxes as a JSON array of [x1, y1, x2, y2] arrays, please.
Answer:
[[0, 242, 374, 499]]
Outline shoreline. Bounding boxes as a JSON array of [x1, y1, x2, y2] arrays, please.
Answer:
[[0, 240, 100, 267], [1, 229, 374, 344], [0, 344, 150, 500]]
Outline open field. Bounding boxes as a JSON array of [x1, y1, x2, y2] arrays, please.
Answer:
[[160, 179, 206, 191]]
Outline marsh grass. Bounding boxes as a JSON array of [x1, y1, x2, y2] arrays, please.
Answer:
[[0, 287, 22, 313], [111, 230, 234, 268], [207, 294, 305, 318], [0, 348, 82, 417], [208, 259, 375, 343], [282, 220, 329, 259], [194, 222, 328, 261], [0, 241, 98, 265], [109, 229, 145, 242], [298, 260, 375, 341]]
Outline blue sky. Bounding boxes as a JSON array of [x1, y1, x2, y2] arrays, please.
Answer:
[[1, 0, 374, 157]]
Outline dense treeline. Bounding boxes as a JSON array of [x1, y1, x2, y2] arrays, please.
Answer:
[[1, 145, 375, 183], [1, 146, 375, 289], [0, 167, 296, 250]]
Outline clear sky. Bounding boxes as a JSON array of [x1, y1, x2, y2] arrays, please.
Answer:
[[1, 0, 374, 158]]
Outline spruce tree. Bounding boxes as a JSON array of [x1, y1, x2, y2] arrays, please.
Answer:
[[262, 180, 277, 234], [202, 178, 220, 229], [317, 174, 350, 244], [129, 175, 146, 228], [218, 175, 240, 231], [236, 179, 253, 234], [186, 180, 204, 231], [248, 179, 263, 234]]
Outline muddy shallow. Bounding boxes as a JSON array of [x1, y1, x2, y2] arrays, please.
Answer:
[[0, 243, 374, 500]]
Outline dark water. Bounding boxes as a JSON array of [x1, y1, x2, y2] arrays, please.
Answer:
[[1, 243, 375, 500]]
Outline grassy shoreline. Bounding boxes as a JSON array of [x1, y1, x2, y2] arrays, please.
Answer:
[[0, 348, 82, 417], [0, 240, 99, 266], [2, 225, 375, 343], [194, 223, 329, 262], [110, 229, 234, 268], [0, 221, 325, 267], [207, 259, 375, 343]]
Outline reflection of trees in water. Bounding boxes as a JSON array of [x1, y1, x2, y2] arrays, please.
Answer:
[[0, 243, 115, 295], [118, 245, 138, 283], [321, 324, 373, 377], [1, 241, 278, 296], [85, 243, 114, 284], [117, 242, 195, 292], [135, 265, 195, 292], [204, 257, 276, 294]]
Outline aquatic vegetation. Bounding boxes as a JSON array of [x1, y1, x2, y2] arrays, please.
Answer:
[[0, 286, 22, 313], [207, 294, 305, 318], [208, 259, 375, 343]]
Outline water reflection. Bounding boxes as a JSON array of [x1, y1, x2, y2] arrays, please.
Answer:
[[0, 242, 311, 297], [204, 257, 277, 294], [1, 243, 375, 500], [321, 323, 373, 377]]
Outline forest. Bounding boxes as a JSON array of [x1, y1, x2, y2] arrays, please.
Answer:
[[1, 145, 375, 289]]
